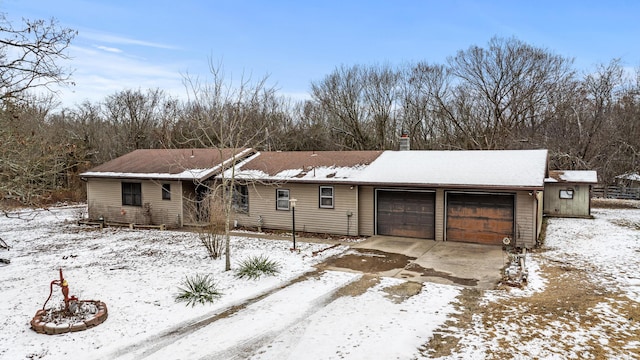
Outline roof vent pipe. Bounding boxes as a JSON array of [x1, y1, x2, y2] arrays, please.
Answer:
[[399, 131, 410, 151]]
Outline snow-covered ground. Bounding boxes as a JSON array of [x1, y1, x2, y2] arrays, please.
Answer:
[[1, 205, 638, 359], [436, 207, 640, 359]]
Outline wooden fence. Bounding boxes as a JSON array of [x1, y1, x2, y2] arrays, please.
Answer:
[[592, 185, 640, 200]]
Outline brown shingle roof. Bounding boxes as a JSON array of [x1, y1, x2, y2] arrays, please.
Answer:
[[240, 151, 383, 176], [82, 148, 254, 180]]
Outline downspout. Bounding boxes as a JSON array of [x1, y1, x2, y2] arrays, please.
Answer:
[[534, 189, 544, 246], [534, 190, 539, 246]]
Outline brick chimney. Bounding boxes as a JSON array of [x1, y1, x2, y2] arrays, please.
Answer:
[[399, 130, 410, 151]]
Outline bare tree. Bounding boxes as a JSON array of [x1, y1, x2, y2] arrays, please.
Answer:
[[0, 14, 77, 210], [103, 88, 175, 154], [311, 65, 373, 150], [0, 13, 77, 103], [444, 36, 574, 149], [182, 62, 277, 271], [0, 95, 79, 208], [398, 62, 452, 149]]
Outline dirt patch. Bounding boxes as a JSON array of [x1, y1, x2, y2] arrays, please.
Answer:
[[420, 287, 483, 356], [403, 263, 479, 287], [318, 249, 415, 273], [609, 218, 640, 230], [332, 274, 380, 298], [382, 281, 423, 303], [422, 261, 640, 359]]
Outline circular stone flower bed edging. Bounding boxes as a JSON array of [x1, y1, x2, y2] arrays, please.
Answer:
[[31, 300, 108, 335]]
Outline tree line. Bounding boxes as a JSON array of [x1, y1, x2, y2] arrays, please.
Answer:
[[1, 14, 639, 208]]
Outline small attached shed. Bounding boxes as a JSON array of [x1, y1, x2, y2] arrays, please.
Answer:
[[544, 170, 598, 218]]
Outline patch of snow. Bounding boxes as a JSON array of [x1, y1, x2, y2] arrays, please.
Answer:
[[227, 149, 548, 187], [232, 165, 369, 182], [253, 278, 461, 360], [2, 205, 638, 359], [543, 208, 640, 301], [616, 172, 640, 182], [556, 170, 598, 183], [356, 149, 548, 187], [80, 168, 215, 180]]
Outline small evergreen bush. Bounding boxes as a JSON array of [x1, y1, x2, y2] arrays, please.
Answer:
[[234, 255, 281, 280], [175, 274, 222, 306]]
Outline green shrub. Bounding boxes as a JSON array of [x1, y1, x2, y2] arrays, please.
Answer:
[[175, 274, 222, 306], [234, 255, 281, 280]]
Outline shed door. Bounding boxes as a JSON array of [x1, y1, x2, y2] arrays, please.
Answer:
[[446, 193, 514, 245], [377, 190, 435, 239]]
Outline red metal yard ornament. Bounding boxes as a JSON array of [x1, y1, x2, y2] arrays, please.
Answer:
[[31, 268, 108, 335]]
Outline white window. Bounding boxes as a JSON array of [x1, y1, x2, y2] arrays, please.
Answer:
[[276, 189, 290, 210], [319, 186, 334, 208], [559, 189, 574, 199]]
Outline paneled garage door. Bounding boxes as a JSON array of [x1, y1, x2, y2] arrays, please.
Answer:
[[377, 190, 435, 239], [446, 193, 514, 245]]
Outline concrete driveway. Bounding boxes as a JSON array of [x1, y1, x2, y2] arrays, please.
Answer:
[[336, 236, 507, 289]]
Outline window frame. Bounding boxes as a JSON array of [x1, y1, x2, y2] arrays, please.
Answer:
[[232, 184, 249, 213], [276, 189, 290, 211], [559, 189, 574, 199], [122, 182, 142, 206], [161, 183, 171, 200], [319, 186, 334, 209]]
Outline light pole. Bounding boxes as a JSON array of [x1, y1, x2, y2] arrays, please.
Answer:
[[290, 198, 297, 250]]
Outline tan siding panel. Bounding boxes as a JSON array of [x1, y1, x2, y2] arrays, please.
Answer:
[[87, 179, 183, 227], [515, 191, 535, 248], [435, 189, 444, 241], [141, 181, 183, 227], [234, 183, 359, 235], [358, 186, 374, 236]]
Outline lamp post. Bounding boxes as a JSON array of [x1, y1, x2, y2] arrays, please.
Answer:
[[290, 198, 297, 250]]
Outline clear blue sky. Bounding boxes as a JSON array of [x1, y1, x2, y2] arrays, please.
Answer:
[[2, 0, 639, 107]]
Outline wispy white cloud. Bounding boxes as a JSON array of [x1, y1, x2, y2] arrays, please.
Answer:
[[49, 44, 195, 107], [95, 45, 123, 54], [80, 30, 179, 50]]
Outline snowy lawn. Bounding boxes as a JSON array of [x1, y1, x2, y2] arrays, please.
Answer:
[[0, 206, 459, 360], [0, 206, 350, 359], [432, 206, 640, 359], [1, 205, 638, 359]]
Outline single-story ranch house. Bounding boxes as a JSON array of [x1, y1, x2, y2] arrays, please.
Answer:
[[81, 148, 555, 248]]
